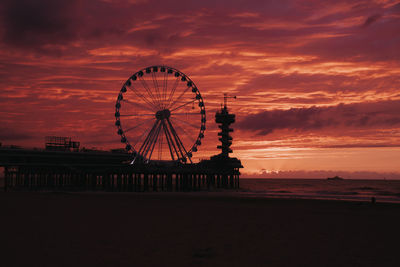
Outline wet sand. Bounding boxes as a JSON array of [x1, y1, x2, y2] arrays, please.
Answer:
[[1, 192, 399, 267]]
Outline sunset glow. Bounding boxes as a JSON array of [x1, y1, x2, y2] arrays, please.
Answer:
[[1, 0, 400, 178]]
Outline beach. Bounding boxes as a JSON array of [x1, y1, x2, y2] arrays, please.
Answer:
[[1, 191, 400, 267]]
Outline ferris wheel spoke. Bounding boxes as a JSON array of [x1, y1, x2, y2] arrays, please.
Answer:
[[116, 66, 205, 162], [127, 85, 158, 111], [166, 77, 180, 108], [171, 119, 196, 147], [122, 99, 155, 113], [129, 83, 158, 109], [163, 70, 168, 107], [139, 77, 161, 110], [172, 116, 200, 129], [120, 114, 154, 117], [172, 112, 200, 116], [131, 123, 153, 150], [171, 117, 195, 136], [168, 87, 191, 110], [170, 99, 197, 112], [124, 118, 154, 133], [151, 72, 163, 108]]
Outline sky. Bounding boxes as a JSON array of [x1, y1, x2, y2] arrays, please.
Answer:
[[1, 0, 400, 178]]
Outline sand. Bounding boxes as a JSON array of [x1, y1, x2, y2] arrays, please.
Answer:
[[1, 192, 399, 267]]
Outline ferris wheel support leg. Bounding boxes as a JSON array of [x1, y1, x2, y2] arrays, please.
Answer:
[[144, 123, 160, 159], [138, 120, 160, 160], [166, 118, 193, 164], [148, 123, 162, 161], [162, 123, 175, 161], [167, 123, 184, 162], [162, 120, 180, 161]]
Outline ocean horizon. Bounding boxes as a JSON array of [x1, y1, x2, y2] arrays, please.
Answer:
[[239, 178, 400, 203]]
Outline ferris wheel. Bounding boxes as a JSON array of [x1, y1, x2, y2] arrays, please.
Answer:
[[115, 66, 206, 164]]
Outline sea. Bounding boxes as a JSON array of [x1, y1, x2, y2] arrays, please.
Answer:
[[239, 178, 400, 203]]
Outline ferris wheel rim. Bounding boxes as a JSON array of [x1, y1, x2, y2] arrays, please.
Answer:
[[114, 65, 206, 163]]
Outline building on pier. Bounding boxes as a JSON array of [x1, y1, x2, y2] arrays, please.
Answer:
[[45, 136, 80, 152]]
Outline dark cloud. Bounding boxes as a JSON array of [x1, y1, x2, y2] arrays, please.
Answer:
[[362, 14, 382, 27], [237, 100, 400, 135], [0, 0, 143, 53], [0, 0, 398, 62], [392, 3, 400, 12], [0, 0, 81, 48]]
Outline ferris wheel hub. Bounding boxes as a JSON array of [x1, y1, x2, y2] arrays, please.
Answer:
[[155, 109, 171, 120]]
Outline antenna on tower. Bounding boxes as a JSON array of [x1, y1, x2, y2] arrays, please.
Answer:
[[223, 93, 237, 109]]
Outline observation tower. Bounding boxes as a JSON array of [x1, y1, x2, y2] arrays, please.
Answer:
[[216, 93, 236, 157], [198, 93, 243, 188]]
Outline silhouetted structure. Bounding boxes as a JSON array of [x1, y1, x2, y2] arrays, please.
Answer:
[[115, 65, 206, 164], [216, 94, 236, 157], [0, 147, 240, 192], [1, 99, 242, 192], [45, 136, 80, 151], [1, 67, 242, 192], [199, 93, 243, 188]]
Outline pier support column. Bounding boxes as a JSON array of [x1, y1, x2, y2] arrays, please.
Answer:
[[137, 174, 142, 192], [4, 167, 9, 192], [128, 173, 133, 192], [153, 174, 157, 192], [167, 173, 172, 192], [144, 173, 149, 191]]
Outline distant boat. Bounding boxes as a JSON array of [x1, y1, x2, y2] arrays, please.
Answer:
[[327, 176, 344, 180]]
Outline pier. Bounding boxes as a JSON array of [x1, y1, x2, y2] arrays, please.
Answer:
[[0, 66, 243, 192], [0, 148, 240, 192]]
